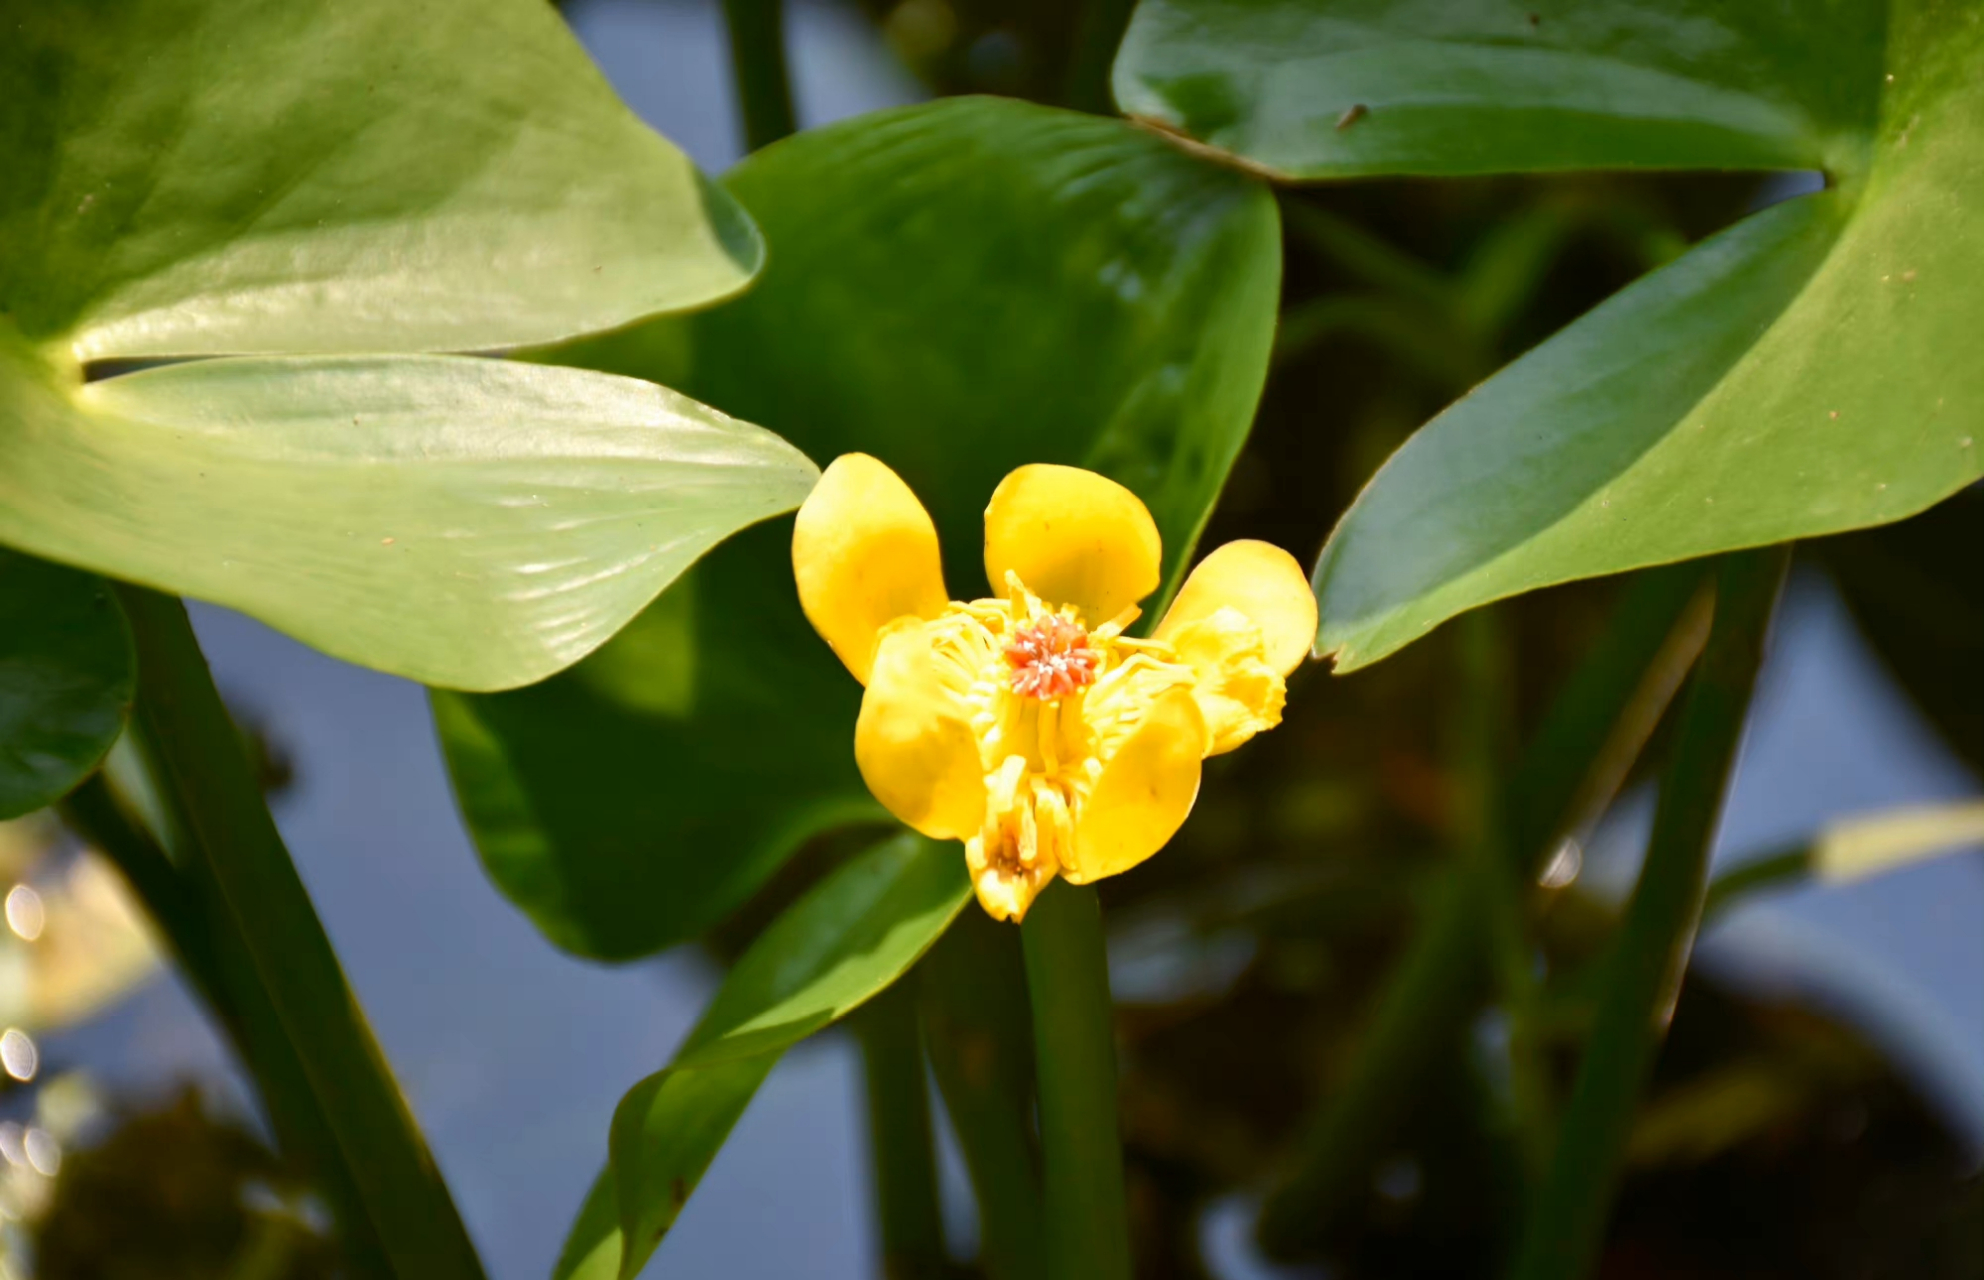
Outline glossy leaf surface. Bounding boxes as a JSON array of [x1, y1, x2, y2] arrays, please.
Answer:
[[0, 0, 789, 690], [0, 344, 816, 691], [0, 552, 132, 818], [1, 0, 759, 359], [440, 96, 1283, 958], [1114, 0, 1881, 179], [1302, 0, 1981, 668], [568, 835, 969, 1279]]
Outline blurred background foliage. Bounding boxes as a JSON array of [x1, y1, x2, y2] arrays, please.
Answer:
[[4, 1, 1977, 1277]]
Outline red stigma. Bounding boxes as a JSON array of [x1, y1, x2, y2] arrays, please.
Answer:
[[1005, 616, 1099, 700]]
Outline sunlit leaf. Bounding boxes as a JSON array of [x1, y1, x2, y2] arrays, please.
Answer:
[[1816, 801, 1984, 883], [0, 551, 132, 819], [565, 834, 968, 1279], [0, 0, 759, 359], [440, 96, 1283, 959], [0, 343, 817, 691], [0, 0, 785, 690]]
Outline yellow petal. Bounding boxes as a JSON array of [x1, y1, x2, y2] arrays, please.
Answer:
[[1153, 539, 1316, 676], [1165, 609, 1286, 756], [1064, 686, 1206, 884], [793, 453, 949, 685], [982, 464, 1160, 623], [855, 618, 986, 840]]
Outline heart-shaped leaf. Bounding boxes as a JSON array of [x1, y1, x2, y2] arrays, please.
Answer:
[[0, 551, 133, 818], [0, 0, 793, 691], [438, 96, 1283, 959], [2, 0, 759, 359], [0, 344, 817, 691], [557, 833, 969, 1280]]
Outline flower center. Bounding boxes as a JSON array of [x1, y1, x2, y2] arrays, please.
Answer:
[[1003, 615, 1098, 700]]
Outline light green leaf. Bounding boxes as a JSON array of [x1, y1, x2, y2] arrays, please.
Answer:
[[674, 832, 972, 1069], [1704, 800, 1984, 919], [551, 1171, 622, 1280], [1813, 801, 1984, 883], [1, 0, 759, 359], [1311, 0, 1981, 668], [590, 834, 969, 1280], [0, 340, 817, 691], [439, 96, 1283, 959], [1113, 0, 1881, 179], [0, 551, 133, 818]]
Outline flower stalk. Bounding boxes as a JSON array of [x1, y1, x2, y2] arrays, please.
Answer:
[[1022, 880, 1131, 1280], [854, 977, 950, 1280]]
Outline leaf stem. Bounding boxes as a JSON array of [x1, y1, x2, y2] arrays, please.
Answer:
[[113, 586, 485, 1280], [853, 978, 949, 1280], [1457, 609, 1553, 1183], [1257, 565, 1710, 1260], [921, 910, 1046, 1280], [721, 0, 797, 153], [62, 771, 399, 1278], [1021, 880, 1131, 1280], [1254, 869, 1483, 1257], [1510, 545, 1790, 1280], [1699, 844, 1810, 921]]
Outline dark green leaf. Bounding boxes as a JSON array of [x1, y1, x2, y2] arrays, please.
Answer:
[[0, 343, 817, 691], [0, 551, 132, 818], [1311, 0, 1981, 669], [598, 834, 969, 1279], [0, 0, 759, 359], [441, 96, 1283, 959], [1114, 0, 1881, 179]]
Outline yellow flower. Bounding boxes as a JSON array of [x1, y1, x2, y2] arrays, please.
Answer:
[[793, 455, 1316, 922]]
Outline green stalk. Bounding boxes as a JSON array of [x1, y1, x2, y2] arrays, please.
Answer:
[[721, 0, 797, 153], [1511, 546, 1790, 1280], [60, 774, 229, 1024], [1254, 870, 1483, 1256], [1257, 565, 1710, 1260], [853, 978, 949, 1280], [1021, 880, 1130, 1280], [1504, 563, 1714, 872], [114, 586, 485, 1280], [1456, 610, 1553, 1182], [62, 774, 397, 1279], [1699, 844, 1810, 921], [920, 909, 1046, 1280]]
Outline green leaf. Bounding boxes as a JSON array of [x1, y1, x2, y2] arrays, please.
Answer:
[[1310, 0, 1982, 669], [0, 340, 817, 691], [440, 96, 1283, 959], [0, 0, 788, 691], [592, 834, 969, 1280], [552, 1171, 622, 1280], [1113, 0, 1882, 179], [0, 551, 133, 818], [1, 0, 759, 359]]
